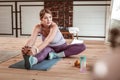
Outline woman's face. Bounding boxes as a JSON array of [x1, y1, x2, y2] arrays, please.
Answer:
[[41, 13, 52, 26]]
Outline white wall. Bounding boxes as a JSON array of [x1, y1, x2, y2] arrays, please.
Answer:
[[0, 2, 15, 36], [17, 2, 44, 36], [0, 6, 12, 34], [73, 1, 111, 40], [0, 1, 111, 41], [0, 2, 44, 37]]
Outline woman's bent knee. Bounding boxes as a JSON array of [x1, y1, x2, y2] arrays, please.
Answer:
[[77, 43, 86, 53], [81, 44, 86, 51]]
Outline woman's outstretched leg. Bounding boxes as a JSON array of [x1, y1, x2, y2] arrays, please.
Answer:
[[35, 46, 54, 62], [22, 46, 53, 69]]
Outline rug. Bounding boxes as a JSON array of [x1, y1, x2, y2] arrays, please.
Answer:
[[0, 50, 20, 63]]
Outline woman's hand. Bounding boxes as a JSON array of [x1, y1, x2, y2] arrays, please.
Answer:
[[21, 46, 33, 55], [31, 47, 38, 55], [21, 46, 39, 55]]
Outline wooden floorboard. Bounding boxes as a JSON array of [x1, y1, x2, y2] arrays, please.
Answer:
[[0, 37, 109, 80]]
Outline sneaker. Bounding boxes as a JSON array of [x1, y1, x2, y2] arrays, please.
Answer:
[[23, 54, 33, 69]]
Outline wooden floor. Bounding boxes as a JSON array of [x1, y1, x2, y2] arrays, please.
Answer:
[[0, 37, 110, 80]]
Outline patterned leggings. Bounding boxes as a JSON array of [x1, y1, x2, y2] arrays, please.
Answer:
[[35, 43, 86, 62]]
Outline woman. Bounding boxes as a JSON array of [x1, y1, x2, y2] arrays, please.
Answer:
[[22, 8, 86, 69]]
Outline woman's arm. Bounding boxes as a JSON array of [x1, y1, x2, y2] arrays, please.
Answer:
[[25, 24, 41, 47], [37, 22, 58, 52]]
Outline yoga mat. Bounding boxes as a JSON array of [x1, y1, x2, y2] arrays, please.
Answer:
[[9, 58, 61, 71]]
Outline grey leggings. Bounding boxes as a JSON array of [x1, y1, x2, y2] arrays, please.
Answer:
[[35, 43, 86, 62]]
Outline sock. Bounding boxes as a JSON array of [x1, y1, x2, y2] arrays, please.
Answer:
[[31, 56, 38, 65], [48, 51, 65, 60]]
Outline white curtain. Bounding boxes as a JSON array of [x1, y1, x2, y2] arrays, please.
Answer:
[[105, 0, 120, 42], [110, 0, 120, 29], [111, 0, 120, 20]]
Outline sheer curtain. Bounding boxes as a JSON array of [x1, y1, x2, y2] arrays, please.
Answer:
[[110, 0, 120, 30], [111, 0, 120, 21], [105, 0, 120, 42]]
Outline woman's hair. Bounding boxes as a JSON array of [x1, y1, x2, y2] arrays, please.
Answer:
[[108, 27, 120, 48], [39, 8, 52, 20]]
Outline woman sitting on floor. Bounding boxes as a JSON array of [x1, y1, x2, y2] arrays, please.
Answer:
[[22, 8, 86, 69]]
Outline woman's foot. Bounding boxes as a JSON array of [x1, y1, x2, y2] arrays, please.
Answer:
[[23, 54, 32, 69], [23, 54, 38, 69], [48, 52, 58, 60], [48, 52, 65, 60]]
